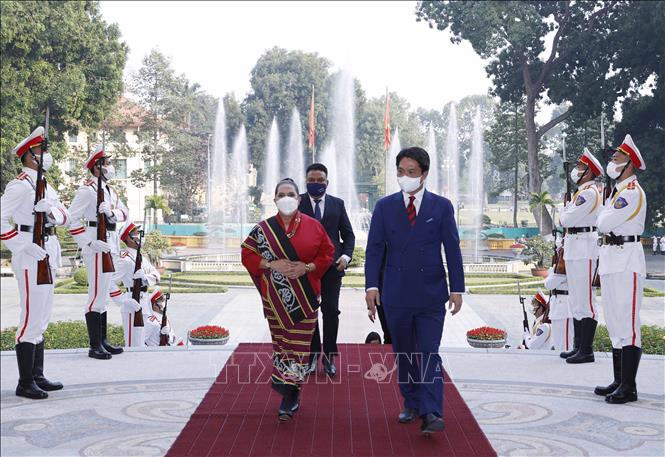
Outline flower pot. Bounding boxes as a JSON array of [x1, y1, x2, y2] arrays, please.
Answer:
[[467, 337, 506, 349], [188, 334, 229, 345], [511, 248, 524, 256], [531, 267, 549, 277]]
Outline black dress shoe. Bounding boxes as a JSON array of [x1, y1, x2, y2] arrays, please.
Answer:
[[420, 413, 445, 435], [398, 408, 418, 423], [323, 356, 336, 378]]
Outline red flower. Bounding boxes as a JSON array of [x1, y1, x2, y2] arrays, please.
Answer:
[[467, 326, 506, 341], [190, 325, 230, 339], [510, 243, 526, 249]]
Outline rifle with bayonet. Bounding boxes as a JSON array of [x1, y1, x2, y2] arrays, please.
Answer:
[[95, 150, 115, 273], [518, 281, 529, 346], [554, 150, 572, 275], [34, 107, 53, 285], [131, 229, 145, 328], [159, 275, 172, 346]]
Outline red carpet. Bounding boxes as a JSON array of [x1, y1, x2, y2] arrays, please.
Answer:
[[167, 343, 496, 457]]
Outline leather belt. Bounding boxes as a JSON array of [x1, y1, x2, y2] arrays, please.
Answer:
[[18, 225, 56, 236], [552, 289, 568, 296], [86, 221, 116, 231], [129, 285, 148, 293], [599, 234, 641, 246], [566, 226, 597, 234]]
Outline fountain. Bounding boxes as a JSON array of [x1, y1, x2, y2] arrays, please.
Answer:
[[227, 125, 249, 239], [331, 71, 360, 211], [263, 117, 280, 216], [469, 107, 485, 262], [385, 128, 401, 196], [208, 99, 227, 248], [319, 142, 338, 197], [444, 103, 459, 207], [285, 108, 305, 190], [426, 126, 439, 195]]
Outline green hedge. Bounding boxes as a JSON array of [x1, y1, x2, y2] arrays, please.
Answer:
[[594, 325, 664, 355], [1, 320, 124, 351]]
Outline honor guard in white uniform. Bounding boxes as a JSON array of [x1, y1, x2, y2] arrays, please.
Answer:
[[520, 290, 553, 350], [595, 134, 647, 404], [660, 236, 665, 255], [559, 148, 603, 364], [67, 145, 128, 359], [144, 289, 184, 346], [543, 265, 575, 352], [111, 221, 160, 347], [651, 235, 659, 255], [1, 127, 69, 399]]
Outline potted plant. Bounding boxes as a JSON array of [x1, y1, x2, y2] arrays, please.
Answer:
[[522, 235, 554, 277], [188, 325, 230, 345], [510, 242, 526, 256], [467, 326, 507, 348]]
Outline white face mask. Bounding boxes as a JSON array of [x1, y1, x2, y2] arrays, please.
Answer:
[[275, 196, 298, 215], [38, 153, 53, 171], [569, 168, 584, 184], [606, 161, 626, 180], [397, 175, 423, 193], [103, 164, 115, 180]]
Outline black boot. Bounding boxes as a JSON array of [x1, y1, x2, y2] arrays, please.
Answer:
[[606, 345, 641, 404], [85, 312, 112, 360], [594, 348, 621, 396], [100, 311, 123, 355], [567, 318, 596, 364], [33, 341, 63, 391], [560, 319, 581, 358], [15, 342, 48, 399]]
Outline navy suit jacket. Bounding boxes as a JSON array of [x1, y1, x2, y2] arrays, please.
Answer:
[[365, 190, 464, 308], [299, 193, 355, 276]]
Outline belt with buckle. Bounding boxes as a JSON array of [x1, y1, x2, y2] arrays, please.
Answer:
[[86, 221, 116, 231], [566, 226, 597, 234], [128, 285, 148, 293], [18, 225, 56, 236], [552, 289, 568, 296], [599, 234, 641, 246]]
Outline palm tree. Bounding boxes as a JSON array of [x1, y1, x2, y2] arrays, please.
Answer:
[[529, 191, 554, 234], [144, 195, 173, 230]]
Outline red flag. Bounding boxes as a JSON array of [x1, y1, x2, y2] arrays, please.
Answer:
[[308, 87, 315, 150], [383, 89, 391, 151]]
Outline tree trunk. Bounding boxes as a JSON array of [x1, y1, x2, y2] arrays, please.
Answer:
[[525, 96, 553, 235], [513, 109, 519, 228]]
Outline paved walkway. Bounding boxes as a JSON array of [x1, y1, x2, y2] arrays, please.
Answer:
[[1, 346, 663, 456]]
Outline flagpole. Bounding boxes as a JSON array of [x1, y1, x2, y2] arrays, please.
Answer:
[[383, 87, 391, 196], [309, 85, 316, 163]]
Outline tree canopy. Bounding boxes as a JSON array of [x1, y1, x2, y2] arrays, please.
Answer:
[[0, 0, 127, 190]]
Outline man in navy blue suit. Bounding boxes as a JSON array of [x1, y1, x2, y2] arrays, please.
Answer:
[[365, 147, 465, 435], [299, 163, 355, 377]]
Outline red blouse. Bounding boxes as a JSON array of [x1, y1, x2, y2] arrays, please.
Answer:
[[241, 211, 335, 297]]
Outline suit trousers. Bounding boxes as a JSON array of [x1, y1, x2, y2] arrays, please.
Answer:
[[311, 267, 342, 356], [385, 304, 446, 417]]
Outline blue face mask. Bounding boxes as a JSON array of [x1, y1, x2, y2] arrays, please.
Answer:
[[306, 182, 327, 198]]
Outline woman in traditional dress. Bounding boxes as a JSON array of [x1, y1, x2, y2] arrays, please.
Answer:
[[241, 178, 334, 421]]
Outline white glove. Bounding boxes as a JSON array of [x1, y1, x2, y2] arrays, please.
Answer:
[[98, 201, 114, 217], [88, 240, 111, 253], [132, 270, 147, 284], [22, 243, 47, 261], [160, 326, 171, 335], [123, 298, 142, 312], [34, 198, 54, 213]]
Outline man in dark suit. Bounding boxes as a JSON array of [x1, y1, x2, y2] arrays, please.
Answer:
[[365, 147, 465, 435], [299, 163, 355, 377]]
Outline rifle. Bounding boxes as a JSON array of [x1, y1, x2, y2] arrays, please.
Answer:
[[159, 274, 172, 346], [554, 151, 572, 274], [592, 146, 614, 288], [131, 229, 145, 328], [95, 156, 115, 273], [518, 281, 529, 346], [34, 107, 53, 285]]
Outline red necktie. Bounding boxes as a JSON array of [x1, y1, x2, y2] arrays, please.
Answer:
[[406, 196, 416, 226]]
